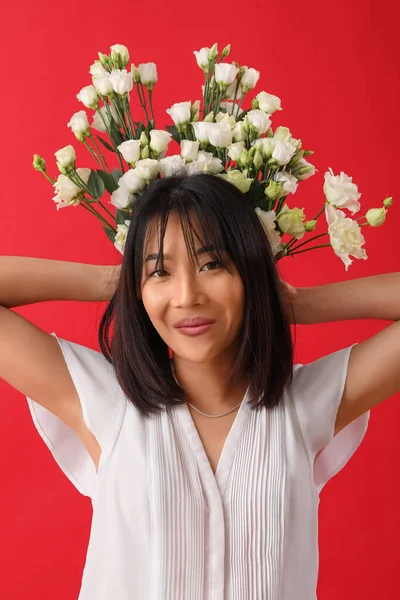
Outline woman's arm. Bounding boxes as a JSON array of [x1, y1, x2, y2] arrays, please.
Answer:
[[0, 257, 121, 308], [289, 273, 400, 436]]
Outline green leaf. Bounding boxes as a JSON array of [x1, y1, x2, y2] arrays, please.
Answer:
[[96, 135, 116, 152], [136, 122, 144, 138], [97, 169, 118, 194], [236, 109, 250, 122], [87, 170, 105, 199], [116, 209, 132, 225], [166, 125, 181, 144], [112, 168, 123, 185], [110, 119, 125, 147], [102, 226, 116, 243]]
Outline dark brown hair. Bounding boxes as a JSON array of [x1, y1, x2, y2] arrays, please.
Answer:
[[98, 173, 293, 418]]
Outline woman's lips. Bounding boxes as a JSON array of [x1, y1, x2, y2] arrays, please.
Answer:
[[175, 322, 215, 336]]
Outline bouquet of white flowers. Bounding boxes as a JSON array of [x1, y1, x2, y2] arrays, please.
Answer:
[[33, 42, 393, 269]]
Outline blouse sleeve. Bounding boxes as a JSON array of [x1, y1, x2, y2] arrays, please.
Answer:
[[290, 344, 370, 494], [25, 332, 127, 498]]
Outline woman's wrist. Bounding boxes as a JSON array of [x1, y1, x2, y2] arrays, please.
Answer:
[[98, 265, 121, 302]]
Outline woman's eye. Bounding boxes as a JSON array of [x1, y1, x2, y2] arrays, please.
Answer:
[[201, 261, 221, 272], [150, 269, 168, 278]]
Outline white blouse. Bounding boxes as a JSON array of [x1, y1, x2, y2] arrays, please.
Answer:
[[26, 332, 369, 600]]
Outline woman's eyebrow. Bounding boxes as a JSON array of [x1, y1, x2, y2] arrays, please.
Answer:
[[144, 245, 219, 263]]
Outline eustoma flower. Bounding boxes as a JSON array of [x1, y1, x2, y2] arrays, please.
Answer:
[[325, 204, 367, 270]]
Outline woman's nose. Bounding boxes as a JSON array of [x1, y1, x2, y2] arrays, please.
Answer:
[[172, 273, 204, 307]]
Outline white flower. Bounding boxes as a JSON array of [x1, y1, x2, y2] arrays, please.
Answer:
[[117, 140, 141, 164], [109, 69, 133, 95], [159, 155, 186, 177], [192, 121, 212, 144], [325, 204, 367, 270], [110, 44, 129, 67], [256, 91, 282, 114], [365, 207, 387, 227], [150, 130, 172, 155], [114, 220, 130, 254], [228, 142, 245, 162], [208, 122, 234, 148], [91, 105, 122, 133], [276, 205, 306, 239], [273, 126, 293, 142], [220, 101, 243, 116], [252, 137, 275, 159], [274, 171, 299, 195], [54, 145, 76, 171], [255, 208, 282, 256], [166, 101, 191, 126], [240, 67, 260, 93], [186, 151, 224, 175], [138, 63, 158, 90], [67, 110, 90, 141], [181, 140, 199, 162], [110, 186, 133, 209], [76, 85, 99, 109], [215, 112, 236, 129], [135, 158, 159, 182], [92, 73, 114, 96], [119, 168, 146, 193], [193, 47, 210, 72], [52, 168, 91, 210], [294, 158, 316, 181], [323, 167, 361, 215], [219, 170, 252, 193], [272, 140, 297, 166], [232, 121, 246, 142], [246, 109, 271, 135], [222, 81, 238, 101], [89, 61, 107, 78], [215, 63, 239, 87]]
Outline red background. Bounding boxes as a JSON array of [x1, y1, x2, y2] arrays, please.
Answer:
[[0, 0, 399, 598]]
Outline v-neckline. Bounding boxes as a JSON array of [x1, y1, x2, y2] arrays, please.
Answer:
[[176, 385, 252, 496]]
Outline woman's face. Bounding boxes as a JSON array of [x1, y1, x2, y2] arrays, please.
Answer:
[[141, 211, 245, 364]]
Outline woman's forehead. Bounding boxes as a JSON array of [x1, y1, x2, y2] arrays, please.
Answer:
[[144, 211, 202, 253]]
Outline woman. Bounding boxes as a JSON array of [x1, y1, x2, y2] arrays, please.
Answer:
[[0, 173, 399, 599]]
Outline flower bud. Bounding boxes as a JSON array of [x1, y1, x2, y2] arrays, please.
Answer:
[[204, 111, 215, 123], [209, 75, 215, 90], [304, 220, 317, 232], [276, 206, 306, 240], [383, 196, 393, 207], [55, 145, 76, 173], [221, 44, 231, 59], [218, 169, 252, 193], [265, 181, 282, 201], [208, 43, 218, 62], [252, 98, 259, 110], [190, 100, 201, 122], [365, 207, 387, 227], [140, 145, 150, 160], [110, 44, 130, 68], [131, 64, 140, 84], [98, 52, 109, 67], [33, 154, 46, 172], [253, 150, 263, 171], [140, 132, 149, 146], [138, 63, 158, 90], [238, 149, 252, 168]]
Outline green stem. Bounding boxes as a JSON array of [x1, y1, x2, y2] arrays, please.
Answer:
[[235, 93, 244, 119], [88, 135, 112, 173], [313, 205, 326, 220], [80, 200, 116, 230], [289, 243, 331, 256], [230, 81, 240, 115], [84, 140, 106, 172], [289, 231, 329, 252], [138, 82, 151, 122], [41, 171, 55, 185], [148, 90, 155, 127], [98, 199, 115, 220]]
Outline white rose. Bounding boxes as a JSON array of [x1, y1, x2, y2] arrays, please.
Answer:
[[276, 205, 306, 239], [110, 186, 133, 209], [232, 121, 246, 142], [135, 158, 159, 182], [325, 204, 367, 270], [186, 151, 224, 175], [274, 171, 299, 195], [323, 167, 361, 215], [117, 140, 141, 164], [246, 109, 271, 135], [89, 61, 107, 78], [76, 85, 99, 109], [67, 110, 90, 140], [159, 155, 186, 177], [109, 69, 133, 95], [54, 145, 76, 171], [294, 158, 316, 181], [52, 168, 91, 210], [181, 140, 199, 162], [219, 170, 253, 193], [192, 121, 212, 144], [193, 47, 210, 71], [119, 168, 146, 193], [114, 220, 130, 255], [149, 130, 172, 155], [92, 73, 114, 96], [166, 101, 191, 126], [110, 44, 129, 67], [215, 63, 239, 87], [256, 91, 282, 114], [255, 208, 282, 256], [228, 142, 245, 162], [208, 122, 234, 148], [240, 68, 260, 93], [91, 104, 122, 133], [272, 140, 297, 166], [138, 63, 158, 90]]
